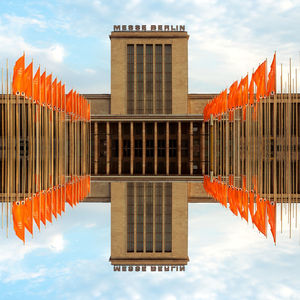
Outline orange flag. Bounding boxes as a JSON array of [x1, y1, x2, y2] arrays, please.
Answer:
[[57, 187, 62, 216], [62, 84, 66, 112], [33, 66, 40, 103], [66, 89, 73, 115], [46, 74, 52, 108], [253, 61, 266, 101], [12, 54, 25, 95], [52, 189, 57, 218], [61, 185, 66, 212], [41, 192, 46, 226], [41, 72, 46, 106], [87, 103, 90, 121], [46, 190, 52, 223], [249, 192, 255, 220], [57, 81, 62, 111], [267, 53, 276, 96], [12, 201, 25, 243], [66, 182, 73, 207], [24, 62, 33, 99], [33, 194, 41, 230], [253, 197, 267, 236], [24, 198, 33, 235], [52, 78, 57, 110], [267, 201, 276, 244], [249, 74, 254, 105]]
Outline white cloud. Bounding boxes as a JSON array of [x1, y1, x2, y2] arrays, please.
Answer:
[[48, 234, 65, 252], [47, 44, 66, 63]]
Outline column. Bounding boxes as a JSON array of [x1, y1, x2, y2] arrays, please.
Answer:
[[154, 122, 158, 175], [200, 121, 205, 175], [106, 122, 110, 175], [178, 122, 181, 175], [130, 122, 134, 175], [118, 122, 122, 175], [142, 122, 146, 175], [166, 121, 169, 175], [190, 122, 193, 175], [94, 122, 98, 175]]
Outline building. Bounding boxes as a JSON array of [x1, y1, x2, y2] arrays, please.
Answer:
[[87, 26, 213, 269]]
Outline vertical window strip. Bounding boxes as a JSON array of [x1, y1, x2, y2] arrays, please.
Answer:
[[146, 183, 153, 252], [136, 45, 144, 114], [164, 44, 172, 114], [155, 183, 163, 252], [127, 45, 134, 114], [164, 183, 172, 252], [136, 182, 144, 252], [155, 45, 163, 114], [146, 45, 153, 114], [127, 182, 134, 252]]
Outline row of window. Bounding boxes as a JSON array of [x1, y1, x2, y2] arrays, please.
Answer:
[[127, 44, 172, 114]]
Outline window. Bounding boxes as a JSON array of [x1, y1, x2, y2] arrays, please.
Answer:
[[155, 45, 163, 114], [164, 44, 172, 113], [127, 45, 134, 114]]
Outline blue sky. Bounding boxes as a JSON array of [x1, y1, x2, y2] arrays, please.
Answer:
[[1, 203, 300, 300], [0, 0, 300, 93]]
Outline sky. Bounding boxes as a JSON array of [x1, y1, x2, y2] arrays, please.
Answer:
[[1, 1, 300, 299], [1, 203, 300, 300], [0, 0, 300, 94]]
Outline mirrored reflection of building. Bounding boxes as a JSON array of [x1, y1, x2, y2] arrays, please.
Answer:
[[110, 182, 188, 266]]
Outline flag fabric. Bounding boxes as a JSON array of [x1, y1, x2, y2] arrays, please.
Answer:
[[57, 81, 62, 111], [24, 198, 33, 235], [52, 78, 57, 110], [12, 54, 25, 95], [253, 61, 266, 101], [24, 62, 33, 99], [12, 201, 25, 243], [66, 89, 73, 115], [33, 194, 40, 230], [33, 66, 40, 103], [62, 84, 66, 112], [249, 74, 254, 105], [41, 192, 46, 226], [41, 72, 46, 106], [267, 201, 276, 244], [46, 74, 52, 108], [267, 53, 276, 96]]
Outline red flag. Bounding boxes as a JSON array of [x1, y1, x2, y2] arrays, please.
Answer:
[[66, 182, 73, 207], [66, 89, 73, 115], [267, 53, 276, 96], [87, 103, 90, 121], [253, 61, 266, 101], [33, 66, 40, 103], [62, 84, 66, 112], [12, 201, 25, 243], [41, 192, 46, 226], [46, 74, 52, 108], [57, 188, 62, 216], [52, 78, 57, 110], [24, 198, 33, 235], [57, 81, 62, 111], [24, 62, 33, 99], [12, 54, 25, 95], [249, 74, 254, 105], [267, 201, 276, 244], [52, 189, 57, 218], [253, 197, 267, 236], [46, 190, 52, 223], [249, 192, 255, 220], [33, 194, 40, 230], [41, 72, 46, 106]]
